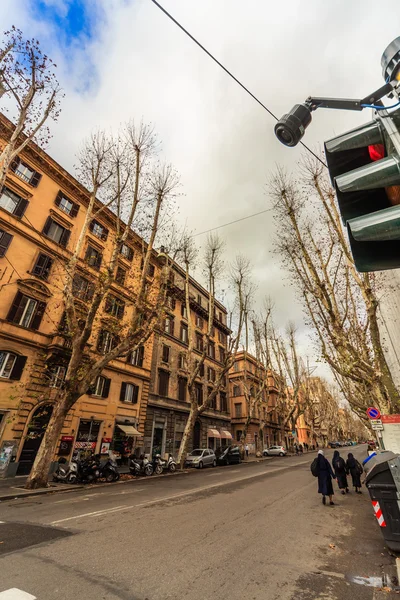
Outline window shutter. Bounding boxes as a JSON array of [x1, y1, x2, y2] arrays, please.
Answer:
[[89, 221, 95, 233], [30, 171, 42, 187], [6, 291, 23, 322], [105, 296, 112, 313], [102, 378, 111, 398], [97, 330, 104, 353], [0, 230, 13, 256], [14, 198, 29, 218], [101, 227, 109, 241], [30, 301, 46, 330], [132, 385, 139, 404], [87, 282, 95, 301], [42, 217, 52, 236], [10, 355, 27, 380], [54, 191, 63, 208], [138, 345, 144, 367], [70, 202, 79, 217], [95, 251, 102, 269], [59, 228, 71, 248], [117, 301, 125, 319], [87, 382, 95, 395], [119, 382, 127, 401], [10, 157, 20, 172]]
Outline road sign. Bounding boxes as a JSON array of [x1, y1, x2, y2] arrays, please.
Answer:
[[367, 407, 381, 419], [370, 419, 382, 426], [371, 423, 384, 431]]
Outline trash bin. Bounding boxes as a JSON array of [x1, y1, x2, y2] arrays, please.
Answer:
[[366, 453, 400, 552]]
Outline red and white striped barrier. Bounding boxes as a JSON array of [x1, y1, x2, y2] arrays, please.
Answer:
[[372, 500, 387, 527]]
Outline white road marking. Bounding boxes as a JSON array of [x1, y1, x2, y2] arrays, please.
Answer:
[[50, 462, 308, 526], [0, 590, 36, 599], [0, 521, 4, 524]]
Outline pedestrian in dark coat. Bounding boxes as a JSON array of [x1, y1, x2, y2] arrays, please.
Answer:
[[317, 450, 336, 506], [346, 453, 363, 494], [332, 450, 349, 495]]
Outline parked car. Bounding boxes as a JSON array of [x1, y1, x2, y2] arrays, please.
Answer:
[[217, 446, 241, 466], [328, 441, 340, 448], [185, 449, 216, 469], [263, 445, 287, 457]]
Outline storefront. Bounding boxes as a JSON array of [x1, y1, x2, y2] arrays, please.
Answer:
[[73, 419, 102, 456], [111, 420, 142, 464], [207, 428, 220, 451]]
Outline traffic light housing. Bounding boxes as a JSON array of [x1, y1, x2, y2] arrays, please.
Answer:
[[324, 109, 400, 272]]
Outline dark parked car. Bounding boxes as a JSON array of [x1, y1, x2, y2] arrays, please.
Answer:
[[217, 446, 241, 466]]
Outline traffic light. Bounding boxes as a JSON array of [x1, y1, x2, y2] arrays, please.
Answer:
[[324, 109, 400, 272]]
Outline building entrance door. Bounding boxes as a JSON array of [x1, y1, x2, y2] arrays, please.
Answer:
[[17, 404, 53, 475], [152, 426, 164, 457], [193, 421, 201, 449]]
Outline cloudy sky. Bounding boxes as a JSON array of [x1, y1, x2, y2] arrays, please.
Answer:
[[1, 0, 400, 374]]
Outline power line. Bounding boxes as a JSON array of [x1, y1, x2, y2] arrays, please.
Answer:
[[193, 207, 274, 237], [149, 0, 327, 169]]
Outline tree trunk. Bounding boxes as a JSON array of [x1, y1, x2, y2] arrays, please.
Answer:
[[25, 397, 70, 489], [177, 405, 198, 469]]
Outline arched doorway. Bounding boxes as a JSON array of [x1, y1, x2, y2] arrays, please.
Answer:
[[17, 404, 53, 475], [193, 420, 201, 449]]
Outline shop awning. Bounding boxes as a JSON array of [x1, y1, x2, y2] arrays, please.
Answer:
[[220, 430, 233, 439], [207, 428, 221, 438], [117, 424, 142, 436]]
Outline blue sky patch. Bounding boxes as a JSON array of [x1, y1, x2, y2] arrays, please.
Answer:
[[32, 0, 97, 45]]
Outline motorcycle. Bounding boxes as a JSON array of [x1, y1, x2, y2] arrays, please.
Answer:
[[53, 457, 79, 484], [99, 454, 120, 482], [129, 454, 153, 476], [152, 453, 177, 474], [77, 454, 101, 483]]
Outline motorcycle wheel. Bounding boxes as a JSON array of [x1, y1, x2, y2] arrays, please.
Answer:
[[168, 463, 176, 473], [155, 465, 163, 475], [105, 471, 115, 483], [113, 472, 120, 482], [67, 473, 77, 484], [145, 465, 153, 476]]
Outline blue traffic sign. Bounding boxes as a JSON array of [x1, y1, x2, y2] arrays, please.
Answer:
[[367, 407, 381, 419]]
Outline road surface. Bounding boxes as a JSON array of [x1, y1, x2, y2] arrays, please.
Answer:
[[0, 447, 395, 599]]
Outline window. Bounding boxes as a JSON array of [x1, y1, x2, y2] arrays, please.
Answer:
[[90, 375, 111, 398], [233, 385, 241, 397], [49, 365, 66, 389], [208, 367, 216, 382], [128, 346, 144, 367], [164, 316, 174, 336], [85, 245, 102, 270], [220, 391, 227, 412], [195, 382, 203, 405], [7, 292, 45, 330], [196, 333, 203, 352], [32, 253, 53, 280], [147, 264, 155, 278], [178, 353, 187, 370], [208, 342, 215, 360], [97, 330, 119, 354], [0, 187, 28, 217], [178, 377, 187, 402], [195, 361, 205, 377], [250, 386, 255, 398], [120, 244, 134, 261], [120, 382, 139, 403], [11, 158, 41, 186], [209, 389, 216, 410], [219, 311, 223, 322], [211, 326, 215, 337], [115, 266, 126, 285], [195, 314, 203, 329], [219, 347, 226, 363], [167, 296, 176, 310], [180, 323, 188, 343], [0, 229, 13, 257], [181, 303, 187, 318], [197, 294, 202, 306], [105, 295, 125, 319], [162, 344, 170, 363], [158, 370, 169, 396], [89, 219, 108, 241], [0, 351, 26, 380], [54, 191, 79, 217], [235, 403, 242, 418], [72, 274, 94, 301], [218, 330, 226, 344], [234, 361, 239, 372], [236, 430, 243, 442], [42, 217, 70, 247]]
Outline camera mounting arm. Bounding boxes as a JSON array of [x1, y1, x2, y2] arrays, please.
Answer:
[[305, 82, 396, 113]]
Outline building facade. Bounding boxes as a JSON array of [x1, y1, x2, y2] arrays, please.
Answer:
[[0, 114, 159, 476], [229, 352, 286, 453], [143, 271, 232, 457]]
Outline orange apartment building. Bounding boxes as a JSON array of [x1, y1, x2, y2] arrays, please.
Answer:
[[229, 351, 288, 452], [0, 114, 163, 477]]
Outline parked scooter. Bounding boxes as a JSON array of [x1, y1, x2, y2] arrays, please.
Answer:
[[152, 453, 177, 474], [77, 454, 101, 483], [99, 453, 120, 482], [129, 453, 153, 476], [53, 457, 79, 484]]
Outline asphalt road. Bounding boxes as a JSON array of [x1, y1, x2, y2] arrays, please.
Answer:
[[0, 447, 396, 599]]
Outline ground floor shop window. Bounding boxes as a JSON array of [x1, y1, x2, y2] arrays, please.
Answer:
[[74, 419, 101, 456], [152, 424, 165, 457]]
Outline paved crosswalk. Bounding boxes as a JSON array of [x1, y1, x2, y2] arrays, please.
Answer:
[[0, 590, 36, 599]]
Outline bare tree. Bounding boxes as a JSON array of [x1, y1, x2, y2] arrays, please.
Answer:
[[176, 240, 251, 467], [26, 123, 179, 488], [0, 27, 62, 188], [270, 165, 400, 416]]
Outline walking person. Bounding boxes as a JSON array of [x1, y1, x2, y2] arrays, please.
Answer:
[[245, 444, 249, 458], [332, 450, 349, 495], [346, 453, 363, 494], [316, 450, 336, 506]]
